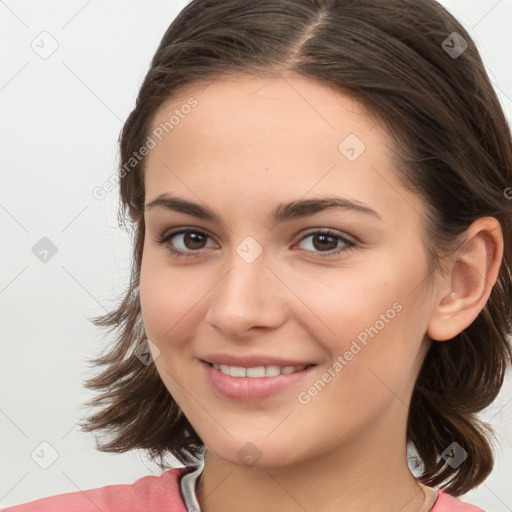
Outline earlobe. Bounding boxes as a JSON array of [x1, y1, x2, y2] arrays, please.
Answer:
[[426, 217, 503, 342]]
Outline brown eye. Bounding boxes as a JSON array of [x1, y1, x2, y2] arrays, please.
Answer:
[[155, 228, 216, 258], [296, 229, 356, 257], [312, 233, 338, 251], [180, 231, 208, 250]]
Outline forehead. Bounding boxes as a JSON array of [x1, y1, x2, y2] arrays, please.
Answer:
[[149, 73, 379, 156], [144, 73, 426, 229]]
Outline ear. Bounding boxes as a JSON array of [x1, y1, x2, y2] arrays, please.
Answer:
[[427, 217, 503, 342]]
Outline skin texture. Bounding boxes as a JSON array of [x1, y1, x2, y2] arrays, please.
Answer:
[[139, 73, 503, 512]]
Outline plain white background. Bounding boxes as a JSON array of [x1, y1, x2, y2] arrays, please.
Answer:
[[1, 0, 511, 509]]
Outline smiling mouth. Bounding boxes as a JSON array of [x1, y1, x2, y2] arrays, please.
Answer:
[[207, 362, 316, 378]]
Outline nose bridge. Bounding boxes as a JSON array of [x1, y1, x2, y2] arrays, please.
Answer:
[[218, 239, 273, 309], [205, 237, 287, 334]]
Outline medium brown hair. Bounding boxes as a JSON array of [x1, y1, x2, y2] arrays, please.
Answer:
[[80, 0, 512, 496]]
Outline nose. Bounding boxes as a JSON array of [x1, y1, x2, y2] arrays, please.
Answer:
[[204, 246, 289, 339]]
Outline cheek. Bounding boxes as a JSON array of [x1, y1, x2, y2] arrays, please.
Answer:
[[307, 265, 394, 347], [139, 263, 199, 401], [312, 256, 428, 377], [139, 264, 165, 340], [139, 251, 208, 352], [139, 251, 178, 343]]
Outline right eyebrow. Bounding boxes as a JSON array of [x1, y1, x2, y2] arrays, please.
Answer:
[[145, 194, 223, 223], [144, 193, 383, 223]]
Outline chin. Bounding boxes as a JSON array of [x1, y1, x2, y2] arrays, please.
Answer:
[[204, 435, 303, 469]]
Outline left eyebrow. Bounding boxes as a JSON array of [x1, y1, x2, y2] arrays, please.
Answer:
[[144, 193, 383, 223], [271, 196, 383, 223]]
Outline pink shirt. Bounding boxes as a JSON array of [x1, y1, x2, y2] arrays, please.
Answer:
[[1, 466, 486, 511]]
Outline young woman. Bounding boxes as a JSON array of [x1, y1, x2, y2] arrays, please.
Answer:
[[5, 0, 511, 511]]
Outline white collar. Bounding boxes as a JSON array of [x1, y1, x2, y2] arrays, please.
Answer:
[[180, 462, 204, 512]]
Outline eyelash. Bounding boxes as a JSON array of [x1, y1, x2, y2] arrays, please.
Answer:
[[154, 227, 357, 260]]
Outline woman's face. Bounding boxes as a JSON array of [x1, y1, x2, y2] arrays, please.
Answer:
[[139, 73, 438, 467]]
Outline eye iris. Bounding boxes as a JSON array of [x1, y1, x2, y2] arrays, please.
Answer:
[[313, 233, 337, 251], [185, 232, 206, 250]]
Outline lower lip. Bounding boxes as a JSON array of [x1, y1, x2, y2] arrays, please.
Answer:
[[200, 360, 316, 402]]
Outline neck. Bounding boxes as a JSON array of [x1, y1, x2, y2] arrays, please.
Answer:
[[196, 402, 437, 512]]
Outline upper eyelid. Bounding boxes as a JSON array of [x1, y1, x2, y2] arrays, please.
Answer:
[[158, 226, 216, 243]]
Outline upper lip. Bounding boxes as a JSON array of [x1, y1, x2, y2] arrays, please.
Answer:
[[200, 353, 316, 367]]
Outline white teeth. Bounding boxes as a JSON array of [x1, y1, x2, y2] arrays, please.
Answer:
[[265, 365, 281, 377], [246, 366, 266, 377], [211, 363, 308, 378], [229, 366, 246, 377]]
